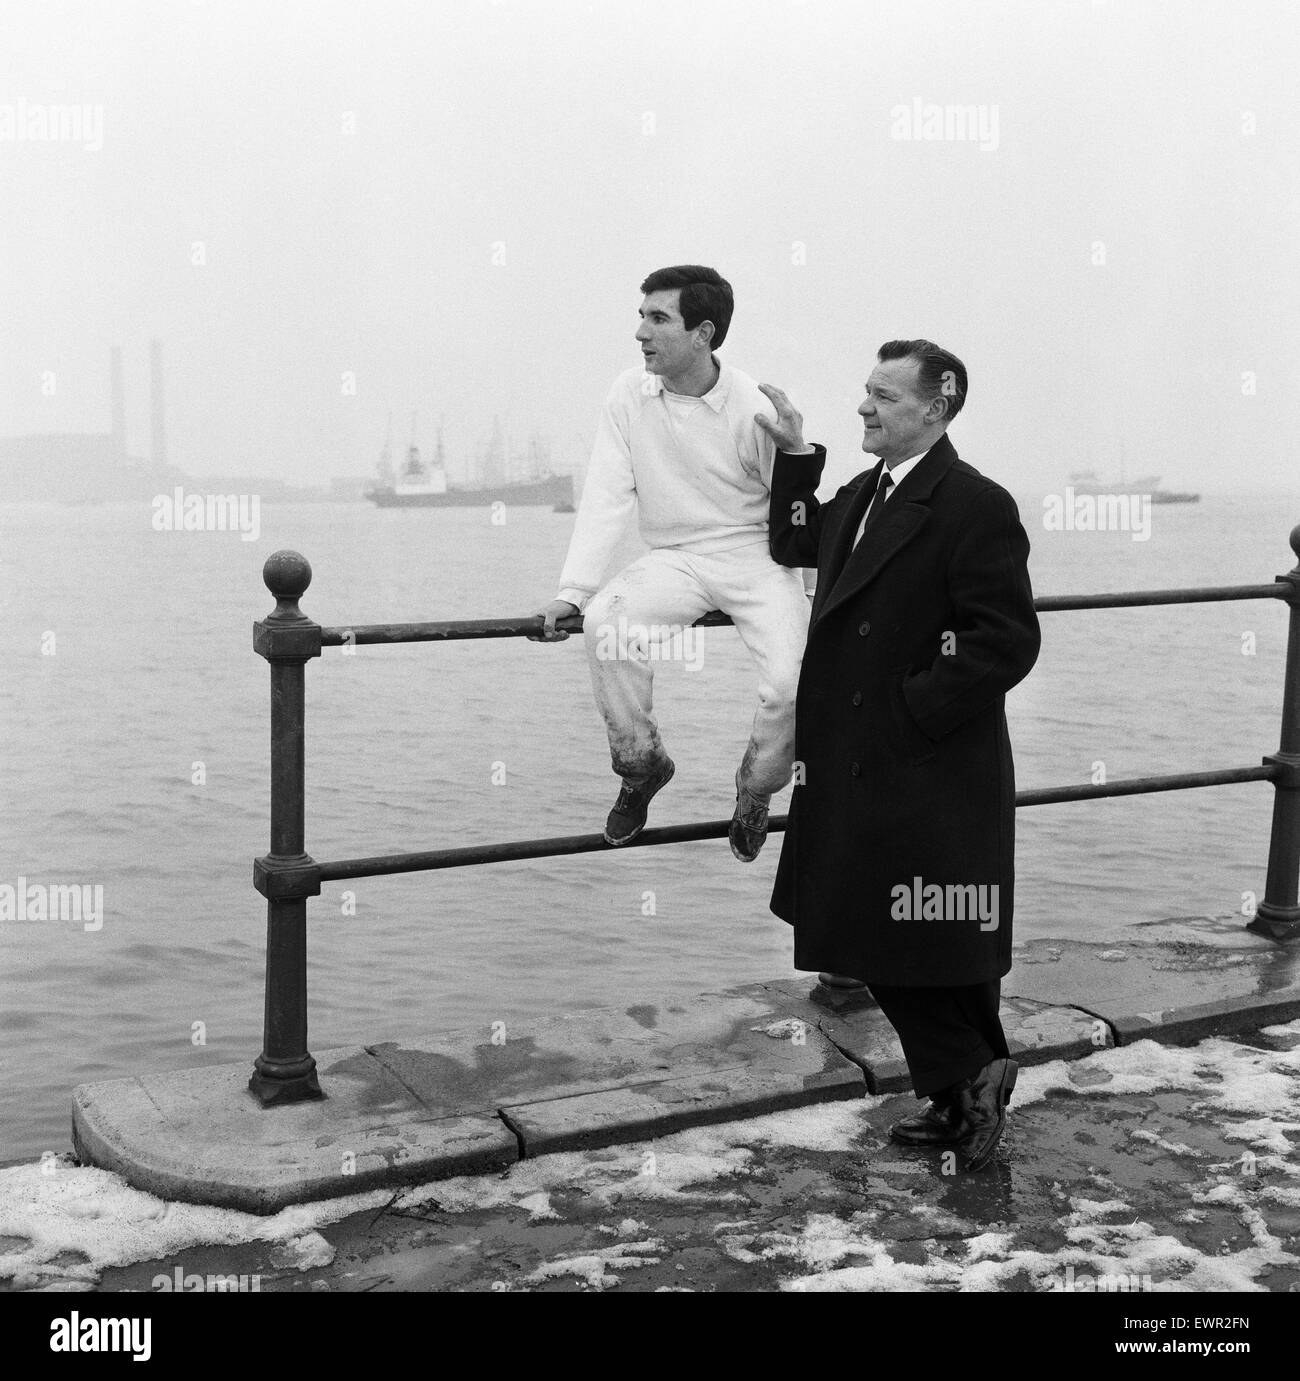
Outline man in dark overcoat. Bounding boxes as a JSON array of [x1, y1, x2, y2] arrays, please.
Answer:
[[756, 339, 1040, 1171]]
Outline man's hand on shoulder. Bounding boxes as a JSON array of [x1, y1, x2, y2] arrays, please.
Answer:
[[756, 384, 815, 455], [528, 599, 579, 642]]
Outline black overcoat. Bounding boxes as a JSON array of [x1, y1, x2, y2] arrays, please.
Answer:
[[768, 433, 1040, 986]]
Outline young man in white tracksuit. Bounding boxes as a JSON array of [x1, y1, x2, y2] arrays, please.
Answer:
[[533, 265, 809, 859]]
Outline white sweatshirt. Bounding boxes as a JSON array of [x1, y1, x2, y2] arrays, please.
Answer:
[[556, 361, 779, 610]]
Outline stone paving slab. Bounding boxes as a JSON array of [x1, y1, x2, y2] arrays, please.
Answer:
[[367, 984, 860, 1116], [72, 1047, 518, 1214], [814, 1005, 911, 1092], [1002, 995, 1114, 1062], [817, 996, 1112, 1093], [1007, 923, 1300, 1046], [1130, 912, 1287, 950], [505, 1049, 862, 1160], [1109, 989, 1300, 1044], [1010, 922, 1285, 1004]]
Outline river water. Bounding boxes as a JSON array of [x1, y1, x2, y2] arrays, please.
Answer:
[[0, 492, 1295, 1160]]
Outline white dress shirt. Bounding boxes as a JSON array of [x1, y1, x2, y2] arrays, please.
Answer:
[[852, 450, 929, 548]]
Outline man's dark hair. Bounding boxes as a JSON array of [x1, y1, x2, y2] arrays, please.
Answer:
[[639, 265, 734, 348], [877, 339, 968, 422]]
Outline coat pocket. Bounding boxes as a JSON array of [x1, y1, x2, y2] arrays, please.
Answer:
[[888, 670, 936, 765]]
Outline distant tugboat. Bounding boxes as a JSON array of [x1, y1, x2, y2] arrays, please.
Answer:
[[366, 416, 573, 509]]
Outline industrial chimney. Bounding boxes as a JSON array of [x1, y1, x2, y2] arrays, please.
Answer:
[[110, 346, 126, 459], [150, 338, 167, 467]]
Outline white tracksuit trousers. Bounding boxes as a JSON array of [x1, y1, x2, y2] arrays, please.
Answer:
[[582, 541, 810, 799]]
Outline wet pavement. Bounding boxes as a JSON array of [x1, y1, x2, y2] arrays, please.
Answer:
[[70, 918, 1300, 1216], [94, 1022, 1300, 1293]]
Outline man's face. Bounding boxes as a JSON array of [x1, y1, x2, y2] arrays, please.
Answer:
[[857, 356, 938, 463], [635, 289, 705, 380]]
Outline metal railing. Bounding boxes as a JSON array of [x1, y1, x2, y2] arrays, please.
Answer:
[[247, 526, 1300, 1105]]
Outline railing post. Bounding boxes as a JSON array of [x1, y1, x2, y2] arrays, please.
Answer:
[[1251, 524, 1300, 941], [249, 550, 325, 1105]]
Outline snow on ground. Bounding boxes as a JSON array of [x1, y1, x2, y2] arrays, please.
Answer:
[[777, 1027, 1300, 1293], [0, 1099, 882, 1290], [0, 1161, 389, 1290], [1, 1023, 1297, 1291]]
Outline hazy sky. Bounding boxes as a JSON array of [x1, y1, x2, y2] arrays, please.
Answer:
[[3, 0, 1297, 493]]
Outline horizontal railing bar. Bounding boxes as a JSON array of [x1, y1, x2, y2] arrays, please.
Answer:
[[319, 610, 732, 646], [318, 815, 751, 878], [1034, 584, 1286, 612], [319, 584, 1289, 646], [1016, 763, 1274, 806], [315, 764, 1276, 881]]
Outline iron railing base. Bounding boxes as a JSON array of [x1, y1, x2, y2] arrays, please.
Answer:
[[248, 1056, 324, 1107], [1247, 907, 1300, 942]]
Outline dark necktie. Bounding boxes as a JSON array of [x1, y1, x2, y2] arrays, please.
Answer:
[[853, 468, 894, 549]]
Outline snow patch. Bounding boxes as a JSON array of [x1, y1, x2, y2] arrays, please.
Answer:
[[513, 1192, 559, 1221], [751, 1018, 810, 1040], [524, 1239, 662, 1291], [1129, 1128, 1198, 1157], [0, 1162, 385, 1290]]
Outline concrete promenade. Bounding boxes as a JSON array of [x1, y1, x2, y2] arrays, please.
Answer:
[[71, 914, 1300, 1217]]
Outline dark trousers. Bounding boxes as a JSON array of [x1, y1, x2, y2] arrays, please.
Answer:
[[866, 980, 1008, 1100]]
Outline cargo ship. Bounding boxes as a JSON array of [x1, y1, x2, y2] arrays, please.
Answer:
[[366, 417, 573, 509]]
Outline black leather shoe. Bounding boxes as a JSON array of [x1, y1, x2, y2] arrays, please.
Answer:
[[889, 1098, 964, 1146], [729, 774, 770, 862], [950, 1057, 1018, 1172], [604, 758, 675, 846]]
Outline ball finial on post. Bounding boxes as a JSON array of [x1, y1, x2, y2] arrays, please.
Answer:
[[1289, 523, 1300, 568], [261, 551, 314, 629], [264, 550, 312, 601]]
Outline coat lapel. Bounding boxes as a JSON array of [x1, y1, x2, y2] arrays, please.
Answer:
[[810, 461, 881, 622], [813, 434, 959, 629]]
